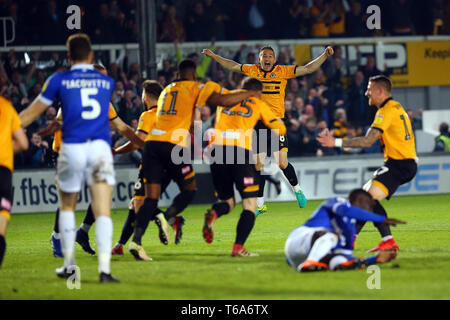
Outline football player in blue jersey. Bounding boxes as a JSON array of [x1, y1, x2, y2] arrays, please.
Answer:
[[285, 189, 405, 272], [20, 33, 119, 283]]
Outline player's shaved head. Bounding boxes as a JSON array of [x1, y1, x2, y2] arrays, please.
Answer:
[[66, 33, 92, 62], [178, 59, 197, 80], [349, 188, 374, 212], [142, 80, 163, 100], [241, 77, 263, 92], [369, 75, 392, 93]]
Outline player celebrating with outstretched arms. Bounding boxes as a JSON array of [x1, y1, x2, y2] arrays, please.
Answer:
[[20, 33, 119, 283], [202, 45, 334, 216], [317, 75, 417, 253]]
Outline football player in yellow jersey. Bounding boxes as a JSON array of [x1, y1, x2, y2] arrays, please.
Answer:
[[317, 75, 417, 253], [202, 77, 287, 257], [0, 96, 28, 267], [129, 59, 259, 257], [112, 80, 178, 260], [202, 45, 334, 215], [44, 64, 145, 258]]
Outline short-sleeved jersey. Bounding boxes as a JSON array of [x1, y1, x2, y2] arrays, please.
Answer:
[[52, 103, 118, 153], [137, 106, 157, 135], [39, 64, 115, 145], [303, 197, 385, 255], [195, 81, 229, 125], [370, 98, 417, 161], [0, 96, 21, 171], [212, 93, 286, 151], [240, 64, 297, 118], [147, 80, 218, 147]]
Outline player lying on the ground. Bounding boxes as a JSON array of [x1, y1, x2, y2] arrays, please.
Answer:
[[39, 64, 145, 258], [202, 77, 287, 257], [285, 189, 405, 272], [20, 34, 119, 283], [317, 75, 417, 253]]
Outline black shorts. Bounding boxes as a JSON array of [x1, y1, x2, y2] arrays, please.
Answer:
[[133, 163, 172, 200], [253, 121, 288, 155], [372, 158, 417, 199], [0, 166, 12, 219], [142, 141, 195, 188], [210, 146, 260, 200]]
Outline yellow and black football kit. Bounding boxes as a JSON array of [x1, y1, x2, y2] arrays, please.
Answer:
[[210, 95, 287, 200], [369, 97, 418, 198], [240, 64, 296, 153], [143, 80, 219, 187], [133, 106, 170, 200], [0, 97, 22, 221]]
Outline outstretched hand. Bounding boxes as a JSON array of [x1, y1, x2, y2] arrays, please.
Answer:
[[316, 128, 335, 147], [383, 218, 407, 226]]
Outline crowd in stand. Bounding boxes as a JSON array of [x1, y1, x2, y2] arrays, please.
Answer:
[[1, 0, 448, 46], [2, 0, 444, 169]]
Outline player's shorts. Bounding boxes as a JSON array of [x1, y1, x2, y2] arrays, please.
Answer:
[[142, 141, 195, 188], [210, 146, 260, 200], [284, 226, 328, 269], [56, 139, 115, 193], [133, 164, 172, 201], [253, 121, 288, 155], [0, 166, 12, 221], [369, 158, 417, 199]]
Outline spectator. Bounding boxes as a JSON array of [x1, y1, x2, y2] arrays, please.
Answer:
[[25, 133, 50, 168], [246, 0, 268, 40], [158, 59, 175, 84], [203, 0, 229, 41], [328, 0, 347, 37], [175, 39, 214, 80], [186, 1, 210, 42], [310, 0, 331, 38], [285, 0, 310, 39], [159, 5, 186, 42], [358, 55, 387, 79], [406, 108, 423, 132], [387, 0, 415, 36], [287, 79, 306, 100], [299, 116, 322, 157], [118, 89, 141, 125], [345, 0, 366, 37], [38, 106, 57, 129], [434, 122, 450, 152], [332, 108, 348, 139], [342, 124, 362, 154], [345, 71, 370, 127]]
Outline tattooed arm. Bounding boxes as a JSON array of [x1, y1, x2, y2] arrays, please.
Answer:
[[317, 128, 381, 148]]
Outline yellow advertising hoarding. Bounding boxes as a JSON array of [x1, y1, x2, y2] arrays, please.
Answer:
[[294, 40, 450, 87]]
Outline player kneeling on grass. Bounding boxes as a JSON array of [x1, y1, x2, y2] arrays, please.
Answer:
[[284, 189, 404, 272]]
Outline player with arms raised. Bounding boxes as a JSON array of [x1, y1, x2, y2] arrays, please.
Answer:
[[202, 45, 334, 215], [20, 34, 119, 283], [317, 75, 417, 252]]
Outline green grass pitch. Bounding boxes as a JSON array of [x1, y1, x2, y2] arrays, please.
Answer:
[[1, 194, 449, 300]]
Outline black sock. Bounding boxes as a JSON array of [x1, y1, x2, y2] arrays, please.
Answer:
[[164, 190, 196, 222], [118, 208, 136, 245], [132, 198, 158, 245], [83, 204, 96, 226], [235, 210, 256, 245], [212, 202, 230, 218], [54, 208, 60, 233], [372, 200, 391, 238], [266, 175, 280, 185], [0, 235, 5, 267], [258, 175, 266, 198], [282, 162, 298, 187]]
